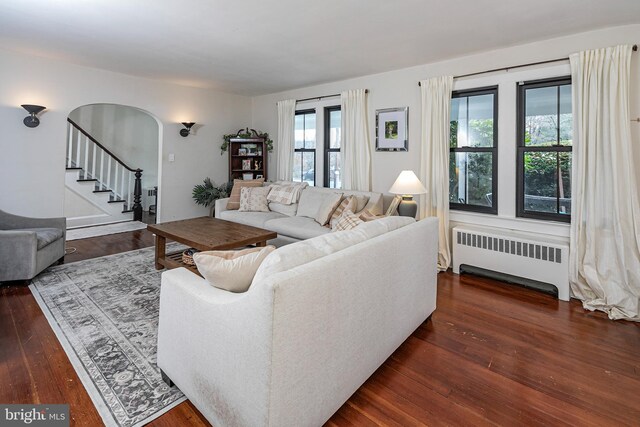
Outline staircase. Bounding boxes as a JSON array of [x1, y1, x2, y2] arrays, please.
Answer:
[[65, 118, 143, 229]]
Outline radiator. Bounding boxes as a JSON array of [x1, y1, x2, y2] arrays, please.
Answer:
[[452, 225, 570, 301]]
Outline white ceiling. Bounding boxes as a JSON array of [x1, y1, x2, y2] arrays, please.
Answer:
[[1, 0, 639, 96]]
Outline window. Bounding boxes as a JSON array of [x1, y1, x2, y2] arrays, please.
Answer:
[[517, 77, 572, 222], [294, 109, 316, 185], [324, 106, 341, 188], [449, 86, 498, 214]]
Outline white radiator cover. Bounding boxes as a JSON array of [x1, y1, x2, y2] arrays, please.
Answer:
[[452, 225, 570, 301]]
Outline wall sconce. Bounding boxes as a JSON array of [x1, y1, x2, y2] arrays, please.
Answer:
[[180, 122, 195, 137], [21, 104, 46, 128]]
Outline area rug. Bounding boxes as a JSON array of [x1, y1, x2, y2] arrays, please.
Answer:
[[66, 221, 148, 241], [30, 244, 187, 427]]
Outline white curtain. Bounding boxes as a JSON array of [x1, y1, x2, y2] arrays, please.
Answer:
[[569, 44, 640, 321], [420, 76, 453, 271], [341, 89, 372, 191], [276, 99, 296, 181]]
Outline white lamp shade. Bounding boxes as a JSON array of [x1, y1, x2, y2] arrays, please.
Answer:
[[389, 170, 427, 195]]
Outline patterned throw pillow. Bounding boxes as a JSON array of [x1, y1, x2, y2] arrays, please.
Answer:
[[332, 209, 364, 232], [326, 196, 357, 228], [358, 209, 385, 222], [227, 178, 265, 210], [239, 186, 270, 212]]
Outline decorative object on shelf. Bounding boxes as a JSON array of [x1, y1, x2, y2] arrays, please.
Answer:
[[256, 174, 263, 179], [192, 178, 233, 216], [21, 104, 46, 128], [389, 170, 426, 218], [182, 248, 200, 266], [221, 128, 273, 155], [376, 107, 408, 151], [180, 122, 195, 137], [225, 128, 269, 181]]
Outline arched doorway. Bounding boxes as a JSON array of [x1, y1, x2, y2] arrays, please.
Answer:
[[64, 104, 162, 229]]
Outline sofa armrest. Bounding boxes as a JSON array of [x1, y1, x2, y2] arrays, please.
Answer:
[[156, 267, 274, 426], [0, 210, 66, 237], [0, 230, 38, 280], [214, 197, 229, 218]]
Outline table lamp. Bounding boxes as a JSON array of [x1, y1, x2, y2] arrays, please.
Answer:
[[389, 170, 427, 218]]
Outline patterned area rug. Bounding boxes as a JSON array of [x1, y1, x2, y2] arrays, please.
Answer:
[[30, 244, 187, 427]]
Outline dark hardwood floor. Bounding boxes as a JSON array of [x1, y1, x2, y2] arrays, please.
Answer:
[[1, 229, 639, 426]]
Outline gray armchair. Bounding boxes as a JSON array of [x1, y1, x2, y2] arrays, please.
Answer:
[[0, 209, 66, 282]]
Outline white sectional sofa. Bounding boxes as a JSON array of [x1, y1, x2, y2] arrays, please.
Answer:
[[157, 215, 439, 427], [215, 185, 385, 246]]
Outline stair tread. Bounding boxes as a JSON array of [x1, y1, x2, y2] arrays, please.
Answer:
[[77, 178, 98, 182], [93, 189, 112, 193], [108, 199, 126, 203], [66, 167, 82, 170]]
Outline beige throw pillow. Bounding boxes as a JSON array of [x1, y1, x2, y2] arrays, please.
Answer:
[[386, 195, 403, 216], [239, 186, 270, 212], [194, 245, 276, 293], [326, 196, 357, 228], [332, 209, 364, 231], [315, 192, 343, 225], [227, 178, 265, 210]]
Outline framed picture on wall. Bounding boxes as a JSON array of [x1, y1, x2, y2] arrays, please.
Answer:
[[376, 107, 408, 151]]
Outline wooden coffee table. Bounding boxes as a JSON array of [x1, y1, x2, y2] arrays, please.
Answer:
[[147, 217, 277, 275]]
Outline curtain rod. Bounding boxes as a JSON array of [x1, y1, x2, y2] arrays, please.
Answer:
[[418, 44, 638, 85], [276, 89, 369, 105]]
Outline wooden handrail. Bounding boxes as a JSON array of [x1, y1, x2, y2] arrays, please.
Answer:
[[67, 117, 140, 172]]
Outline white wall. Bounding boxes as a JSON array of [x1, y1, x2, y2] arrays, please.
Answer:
[[0, 48, 251, 222], [69, 104, 159, 194], [251, 24, 640, 238]]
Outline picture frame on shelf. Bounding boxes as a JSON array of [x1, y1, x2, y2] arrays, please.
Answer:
[[238, 148, 247, 155], [241, 143, 258, 156], [375, 107, 408, 151], [242, 159, 252, 170], [256, 174, 263, 179], [242, 173, 254, 180]]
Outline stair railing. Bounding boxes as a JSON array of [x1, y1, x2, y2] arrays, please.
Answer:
[[66, 118, 143, 221]]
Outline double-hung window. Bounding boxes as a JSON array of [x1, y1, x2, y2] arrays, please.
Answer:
[[324, 106, 341, 188], [293, 109, 316, 186], [516, 77, 572, 222], [449, 86, 498, 214]]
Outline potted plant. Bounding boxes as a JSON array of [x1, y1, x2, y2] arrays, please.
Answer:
[[192, 178, 233, 217]]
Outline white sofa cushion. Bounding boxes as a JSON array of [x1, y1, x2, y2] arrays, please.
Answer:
[[219, 210, 286, 228], [268, 201, 298, 217], [252, 216, 416, 287], [314, 192, 342, 225], [264, 216, 331, 240], [296, 188, 329, 219], [194, 246, 276, 292]]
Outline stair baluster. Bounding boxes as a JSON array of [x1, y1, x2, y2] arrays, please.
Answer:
[[133, 169, 143, 221]]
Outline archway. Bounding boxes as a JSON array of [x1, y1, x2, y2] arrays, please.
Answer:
[[64, 103, 162, 228]]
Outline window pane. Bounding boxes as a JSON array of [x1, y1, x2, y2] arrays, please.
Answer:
[[559, 151, 571, 215], [302, 151, 314, 185], [294, 114, 304, 149], [468, 94, 494, 148], [450, 97, 467, 148], [559, 85, 572, 146], [292, 152, 302, 182], [328, 152, 341, 188], [304, 114, 316, 149], [329, 110, 341, 148], [449, 152, 493, 207], [523, 151, 557, 213], [525, 86, 558, 147]]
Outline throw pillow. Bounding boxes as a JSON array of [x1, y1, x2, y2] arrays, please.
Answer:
[[359, 209, 386, 222], [386, 195, 403, 216], [314, 192, 343, 226], [227, 178, 265, 210], [332, 209, 364, 232], [351, 195, 370, 213], [194, 245, 276, 293], [239, 186, 270, 212], [326, 196, 357, 228]]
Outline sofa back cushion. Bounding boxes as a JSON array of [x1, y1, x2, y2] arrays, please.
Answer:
[[296, 188, 330, 219], [251, 216, 415, 287]]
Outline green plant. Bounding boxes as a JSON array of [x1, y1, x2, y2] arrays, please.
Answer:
[[221, 128, 274, 155], [192, 178, 233, 216]]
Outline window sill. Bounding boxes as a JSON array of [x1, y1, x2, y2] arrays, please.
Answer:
[[449, 210, 570, 238]]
